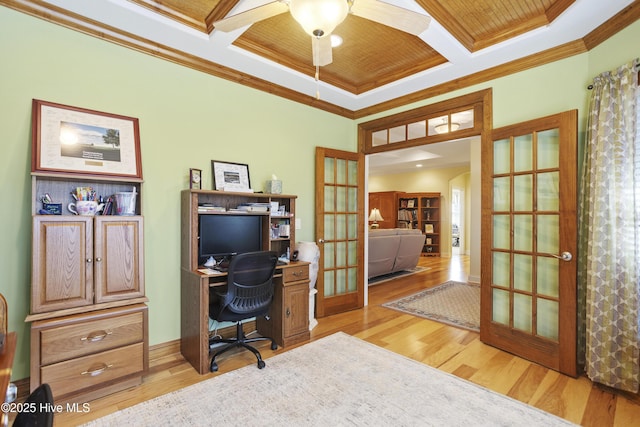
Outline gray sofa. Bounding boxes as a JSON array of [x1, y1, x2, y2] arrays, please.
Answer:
[[368, 228, 426, 280]]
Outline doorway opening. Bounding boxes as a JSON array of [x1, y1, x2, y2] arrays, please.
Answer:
[[451, 187, 463, 256]]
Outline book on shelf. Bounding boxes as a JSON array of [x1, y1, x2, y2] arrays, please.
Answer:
[[236, 203, 270, 212], [198, 204, 226, 213]]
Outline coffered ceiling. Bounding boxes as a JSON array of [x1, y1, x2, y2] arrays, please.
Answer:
[[3, 0, 638, 118]]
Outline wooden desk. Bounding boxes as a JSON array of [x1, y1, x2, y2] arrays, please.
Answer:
[[180, 262, 310, 375]]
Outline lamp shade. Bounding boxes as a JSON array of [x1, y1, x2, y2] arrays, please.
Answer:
[[289, 0, 349, 37], [368, 208, 384, 222]]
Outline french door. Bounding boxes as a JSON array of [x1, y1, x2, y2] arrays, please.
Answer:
[[480, 110, 578, 376], [314, 147, 365, 317]]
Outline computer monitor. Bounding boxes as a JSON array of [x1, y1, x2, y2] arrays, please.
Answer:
[[198, 214, 262, 265]]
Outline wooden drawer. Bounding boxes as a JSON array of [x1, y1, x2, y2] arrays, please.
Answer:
[[39, 311, 144, 365], [283, 264, 309, 283], [41, 342, 144, 398]]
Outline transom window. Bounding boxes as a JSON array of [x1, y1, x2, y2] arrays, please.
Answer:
[[365, 107, 477, 152]]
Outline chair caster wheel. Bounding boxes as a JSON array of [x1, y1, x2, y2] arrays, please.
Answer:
[[210, 361, 218, 372], [257, 360, 266, 369], [271, 342, 277, 350]]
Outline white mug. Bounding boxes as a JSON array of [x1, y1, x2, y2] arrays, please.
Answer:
[[68, 200, 104, 216]]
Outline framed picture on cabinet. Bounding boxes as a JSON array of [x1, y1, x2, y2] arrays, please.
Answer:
[[424, 224, 434, 234], [31, 99, 143, 179], [211, 160, 251, 192]]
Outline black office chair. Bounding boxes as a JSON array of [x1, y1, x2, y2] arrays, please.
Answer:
[[12, 383, 54, 427], [208, 251, 279, 372]]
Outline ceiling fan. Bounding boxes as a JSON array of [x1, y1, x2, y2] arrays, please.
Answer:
[[214, 0, 431, 67]]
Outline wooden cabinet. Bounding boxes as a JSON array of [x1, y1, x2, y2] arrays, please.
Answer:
[[30, 305, 148, 403], [257, 263, 310, 347], [28, 173, 147, 402], [31, 216, 144, 313], [368, 191, 401, 229], [181, 189, 298, 270]]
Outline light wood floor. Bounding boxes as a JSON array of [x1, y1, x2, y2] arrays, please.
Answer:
[[53, 255, 640, 426]]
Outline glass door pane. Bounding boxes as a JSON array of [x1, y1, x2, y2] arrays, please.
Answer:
[[490, 129, 562, 341], [316, 148, 363, 316]]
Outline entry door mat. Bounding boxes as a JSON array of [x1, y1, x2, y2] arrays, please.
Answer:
[[383, 281, 480, 332]]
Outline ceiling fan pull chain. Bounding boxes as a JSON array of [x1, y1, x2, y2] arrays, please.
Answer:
[[315, 65, 320, 100]]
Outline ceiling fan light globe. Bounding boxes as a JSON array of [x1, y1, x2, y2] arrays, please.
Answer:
[[290, 0, 349, 37]]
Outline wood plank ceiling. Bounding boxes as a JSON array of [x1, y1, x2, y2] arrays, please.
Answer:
[[133, 0, 572, 95]]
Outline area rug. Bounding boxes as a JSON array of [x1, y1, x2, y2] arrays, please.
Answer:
[[83, 332, 574, 427], [383, 280, 480, 332], [368, 266, 430, 285]]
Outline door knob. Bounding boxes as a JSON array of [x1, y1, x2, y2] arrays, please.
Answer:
[[551, 252, 572, 261], [317, 239, 325, 244]]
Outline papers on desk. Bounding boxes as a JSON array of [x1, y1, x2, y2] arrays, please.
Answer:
[[197, 268, 224, 275]]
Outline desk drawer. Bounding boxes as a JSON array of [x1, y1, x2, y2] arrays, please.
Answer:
[[39, 310, 144, 365], [41, 342, 144, 398], [283, 265, 309, 283]]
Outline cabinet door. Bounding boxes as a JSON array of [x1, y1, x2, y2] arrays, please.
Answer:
[[94, 217, 145, 303], [283, 282, 309, 338], [32, 217, 93, 313]]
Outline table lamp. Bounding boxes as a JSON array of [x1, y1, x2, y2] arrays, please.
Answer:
[[369, 208, 384, 229]]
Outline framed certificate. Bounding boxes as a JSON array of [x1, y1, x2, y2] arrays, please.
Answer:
[[32, 99, 142, 179]]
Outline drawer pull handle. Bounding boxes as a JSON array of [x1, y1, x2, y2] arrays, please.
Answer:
[[81, 330, 112, 342], [81, 363, 113, 377], [293, 271, 302, 276]]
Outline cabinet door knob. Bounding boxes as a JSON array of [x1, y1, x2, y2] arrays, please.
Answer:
[[95, 257, 102, 262], [86, 258, 92, 263], [286, 308, 291, 317]]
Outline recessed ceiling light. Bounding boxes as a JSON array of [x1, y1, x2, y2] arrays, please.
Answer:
[[416, 164, 423, 168], [331, 34, 343, 48]]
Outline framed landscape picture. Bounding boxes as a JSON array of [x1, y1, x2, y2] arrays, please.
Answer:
[[31, 99, 143, 179]]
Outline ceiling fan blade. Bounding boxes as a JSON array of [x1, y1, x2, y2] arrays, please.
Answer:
[[214, 1, 289, 32], [312, 36, 333, 67], [350, 0, 430, 35]]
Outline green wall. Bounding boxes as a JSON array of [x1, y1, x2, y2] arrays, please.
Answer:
[[1, 4, 638, 381], [0, 6, 354, 379]]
